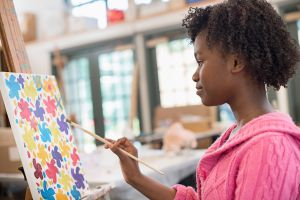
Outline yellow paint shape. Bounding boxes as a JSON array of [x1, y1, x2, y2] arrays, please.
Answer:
[[22, 125, 36, 152], [56, 189, 68, 200], [37, 144, 49, 166], [49, 121, 60, 143], [24, 80, 38, 100], [58, 170, 73, 191], [59, 140, 71, 158], [43, 79, 56, 95]]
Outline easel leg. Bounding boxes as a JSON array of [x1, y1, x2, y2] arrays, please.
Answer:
[[24, 187, 32, 200]]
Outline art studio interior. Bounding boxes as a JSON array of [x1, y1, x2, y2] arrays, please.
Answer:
[[0, 0, 299, 199]]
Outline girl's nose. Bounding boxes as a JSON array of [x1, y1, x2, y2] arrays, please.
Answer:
[[192, 68, 199, 82]]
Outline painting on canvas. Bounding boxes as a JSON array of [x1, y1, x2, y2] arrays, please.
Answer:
[[0, 72, 89, 200]]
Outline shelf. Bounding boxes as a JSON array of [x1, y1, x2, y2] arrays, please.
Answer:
[[25, 0, 223, 51]]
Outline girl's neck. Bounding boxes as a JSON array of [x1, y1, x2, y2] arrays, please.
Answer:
[[229, 85, 275, 126]]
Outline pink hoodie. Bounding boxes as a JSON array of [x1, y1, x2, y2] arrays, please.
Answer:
[[173, 112, 300, 200]]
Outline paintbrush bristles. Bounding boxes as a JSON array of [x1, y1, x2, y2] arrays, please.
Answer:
[[66, 119, 165, 175]]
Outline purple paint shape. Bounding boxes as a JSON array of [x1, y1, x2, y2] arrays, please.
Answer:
[[17, 75, 25, 88], [33, 99, 45, 121], [71, 167, 85, 189], [57, 114, 69, 135], [51, 146, 63, 168]]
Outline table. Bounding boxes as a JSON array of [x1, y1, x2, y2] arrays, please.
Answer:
[[80, 146, 206, 200], [0, 146, 206, 200], [135, 123, 227, 147]]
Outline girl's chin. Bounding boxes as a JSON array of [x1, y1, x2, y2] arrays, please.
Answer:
[[200, 97, 219, 107]]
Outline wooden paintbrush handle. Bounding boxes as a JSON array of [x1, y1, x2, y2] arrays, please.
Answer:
[[67, 120, 165, 175]]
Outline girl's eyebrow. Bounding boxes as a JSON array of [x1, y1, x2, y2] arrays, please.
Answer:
[[194, 52, 203, 59]]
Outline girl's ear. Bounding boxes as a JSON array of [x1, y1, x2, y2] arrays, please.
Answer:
[[230, 55, 245, 74]]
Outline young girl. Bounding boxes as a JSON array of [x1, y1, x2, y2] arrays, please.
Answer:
[[105, 0, 300, 199]]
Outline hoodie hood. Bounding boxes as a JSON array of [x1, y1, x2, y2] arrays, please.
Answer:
[[199, 112, 300, 178]]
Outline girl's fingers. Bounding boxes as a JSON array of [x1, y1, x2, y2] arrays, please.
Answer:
[[105, 138, 115, 144], [104, 137, 133, 156], [104, 138, 115, 149], [116, 137, 127, 145]]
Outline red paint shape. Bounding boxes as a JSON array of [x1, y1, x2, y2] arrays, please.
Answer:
[[18, 99, 31, 121], [71, 148, 79, 166], [43, 96, 57, 117], [45, 159, 59, 183]]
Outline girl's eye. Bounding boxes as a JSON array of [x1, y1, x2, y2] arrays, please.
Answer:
[[197, 60, 204, 67]]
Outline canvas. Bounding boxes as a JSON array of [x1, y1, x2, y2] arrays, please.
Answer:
[[0, 72, 89, 200]]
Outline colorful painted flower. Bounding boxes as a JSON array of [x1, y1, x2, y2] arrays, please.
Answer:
[[5, 75, 21, 100], [18, 99, 31, 121], [37, 144, 49, 166], [17, 75, 25, 88], [71, 185, 81, 200], [22, 125, 36, 152], [43, 79, 55, 95], [55, 189, 68, 200], [57, 114, 69, 135], [33, 158, 43, 180], [38, 122, 52, 143], [43, 96, 56, 117], [71, 167, 85, 189], [45, 159, 59, 184], [51, 146, 63, 168], [40, 181, 55, 200], [33, 76, 43, 91], [24, 80, 38, 100], [34, 99, 45, 121], [58, 170, 73, 191], [71, 148, 80, 166]]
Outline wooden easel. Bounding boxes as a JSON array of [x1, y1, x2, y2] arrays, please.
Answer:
[[0, 0, 31, 73], [0, 0, 33, 199], [0, 1, 112, 199]]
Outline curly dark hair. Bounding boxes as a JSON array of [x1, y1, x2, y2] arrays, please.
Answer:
[[182, 0, 300, 90]]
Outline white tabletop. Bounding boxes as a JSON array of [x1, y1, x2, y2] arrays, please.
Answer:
[[80, 145, 206, 200]]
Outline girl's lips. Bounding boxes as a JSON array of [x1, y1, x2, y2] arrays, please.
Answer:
[[196, 88, 203, 96]]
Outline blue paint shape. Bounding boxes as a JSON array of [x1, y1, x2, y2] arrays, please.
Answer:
[[5, 75, 21, 100]]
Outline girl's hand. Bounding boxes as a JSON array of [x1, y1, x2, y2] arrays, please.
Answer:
[[104, 137, 142, 184], [105, 137, 177, 200]]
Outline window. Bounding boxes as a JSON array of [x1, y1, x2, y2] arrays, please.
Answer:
[[107, 0, 128, 10], [69, 0, 107, 28], [155, 38, 200, 107], [63, 57, 96, 153], [61, 41, 138, 151], [135, 0, 152, 4], [98, 49, 135, 139], [149, 35, 234, 124], [68, 0, 128, 29], [134, 0, 170, 4]]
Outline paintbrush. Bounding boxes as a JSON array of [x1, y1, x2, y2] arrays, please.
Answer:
[[66, 119, 165, 175]]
